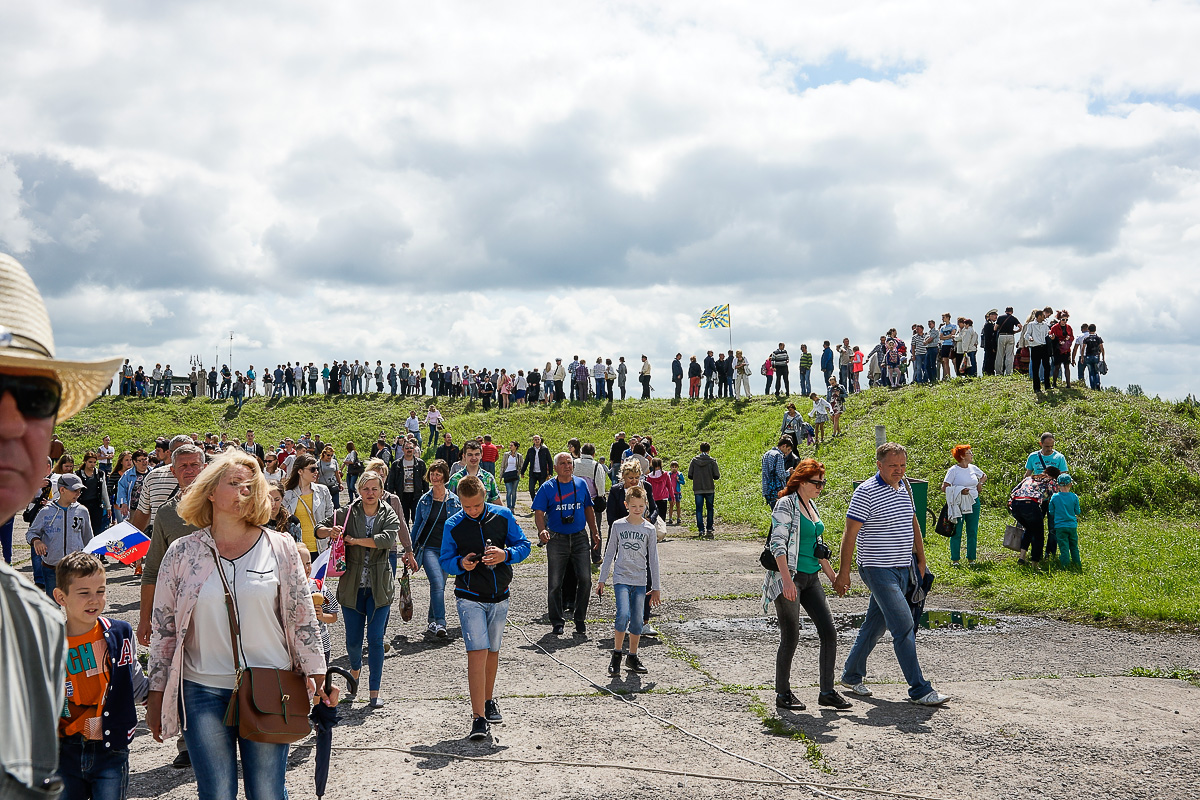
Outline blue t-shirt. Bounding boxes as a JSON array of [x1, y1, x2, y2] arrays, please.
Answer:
[[1025, 450, 1068, 475], [1048, 491, 1081, 529], [939, 323, 957, 346], [532, 477, 592, 534]]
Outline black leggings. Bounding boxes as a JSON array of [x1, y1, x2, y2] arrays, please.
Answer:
[[774, 571, 836, 694], [1011, 500, 1046, 560]]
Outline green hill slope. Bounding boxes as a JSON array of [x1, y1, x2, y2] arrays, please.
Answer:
[[57, 378, 1200, 623]]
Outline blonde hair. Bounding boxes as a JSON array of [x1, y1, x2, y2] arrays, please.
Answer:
[[178, 450, 271, 529], [357, 470, 385, 493], [365, 458, 389, 480], [621, 458, 643, 477]]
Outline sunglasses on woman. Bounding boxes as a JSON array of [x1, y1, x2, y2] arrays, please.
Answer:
[[808, 479, 827, 488], [0, 374, 62, 419]]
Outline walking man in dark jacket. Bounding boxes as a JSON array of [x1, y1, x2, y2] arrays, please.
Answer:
[[687, 442, 721, 538], [440, 476, 531, 740], [522, 435, 553, 501]]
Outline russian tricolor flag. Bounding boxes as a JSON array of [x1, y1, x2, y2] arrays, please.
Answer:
[[85, 521, 151, 565], [310, 548, 331, 589]]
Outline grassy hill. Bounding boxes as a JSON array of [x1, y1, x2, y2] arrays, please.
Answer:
[[57, 377, 1200, 624]]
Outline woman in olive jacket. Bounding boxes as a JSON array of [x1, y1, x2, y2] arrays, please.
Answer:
[[337, 470, 400, 708]]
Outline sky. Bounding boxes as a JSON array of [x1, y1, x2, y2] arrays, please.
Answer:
[[3, 0, 1199, 399]]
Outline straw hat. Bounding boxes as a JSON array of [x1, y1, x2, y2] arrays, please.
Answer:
[[0, 252, 123, 421]]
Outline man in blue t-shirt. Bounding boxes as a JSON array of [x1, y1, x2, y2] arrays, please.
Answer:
[[533, 453, 600, 636], [1024, 432, 1068, 478]]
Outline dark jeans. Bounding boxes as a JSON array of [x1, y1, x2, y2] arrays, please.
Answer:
[[774, 366, 789, 396], [1011, 500, 1047, 560], [58, 737, 128, 800], [0, 517, 12, 563], [694, 492, 714, 532], [399, 491, 418, 525], [764, 375, 772, 394], [1029, 344, 1052, 392], [704, 376, 715, 399], [799, 369, 811, 396], [527, 472, 547, 501], [673, 378, 682, 399], [774, 571, 836, 694], [983, 347, 997, 376], [554, 380, 564, 401], [547, 532, 592, 627]]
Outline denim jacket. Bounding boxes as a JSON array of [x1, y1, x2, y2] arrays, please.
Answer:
[[411, 490, 462, 562]]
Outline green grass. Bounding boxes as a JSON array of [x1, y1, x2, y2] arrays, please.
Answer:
[[747, 698, 832, 773], [57, 377, 1200, 623]]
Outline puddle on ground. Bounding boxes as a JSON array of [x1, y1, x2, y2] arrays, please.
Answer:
[[845, 610, 999, 631], [677, 610, 1017, 637]]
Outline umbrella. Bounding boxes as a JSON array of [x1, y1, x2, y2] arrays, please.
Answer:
[[311, 667, 358, 799]]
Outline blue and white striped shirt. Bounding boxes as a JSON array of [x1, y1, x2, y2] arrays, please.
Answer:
[[846, 474, 916, 568]]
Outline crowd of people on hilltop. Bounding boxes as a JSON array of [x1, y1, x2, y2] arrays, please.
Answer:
[[100, 303, 1112, 408]]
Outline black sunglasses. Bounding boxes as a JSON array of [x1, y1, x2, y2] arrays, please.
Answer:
[[0, 374, 62, 419], [808, 479, 827, 488]]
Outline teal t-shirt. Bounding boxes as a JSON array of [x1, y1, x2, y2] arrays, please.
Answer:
[[1025, 449, 1068, 475], [1048, 491, 1080, 529], [794, 513, 825, 575]]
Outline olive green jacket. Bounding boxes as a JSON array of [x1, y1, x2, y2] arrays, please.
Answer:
[[335, 500, 400, 609]]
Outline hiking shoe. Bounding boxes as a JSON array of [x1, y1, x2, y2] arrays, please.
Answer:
[[818, 690, 852, 710], [552, 623, 565, 635], [171, 750, 192, 769], [435, 624, 448, 638], [776, 692, 805, 711], [839, 680, 872, 696], [468, 716, 490, 740], [625, 653, 648, 674], [908, 691, 951, 706], [607, 651, 623, 677], [484, 699, 503, 723]]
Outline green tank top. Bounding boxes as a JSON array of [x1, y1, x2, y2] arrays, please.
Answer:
[[794, 502, 824, 575]]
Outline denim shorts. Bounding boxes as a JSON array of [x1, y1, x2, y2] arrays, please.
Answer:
[[457, 597, 510, 652]]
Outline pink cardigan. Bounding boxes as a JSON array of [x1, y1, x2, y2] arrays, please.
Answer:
[[147, 527, 325, 739]]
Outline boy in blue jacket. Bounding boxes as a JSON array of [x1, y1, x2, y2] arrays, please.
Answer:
[[54, 552, 148, 800], [440, 475, 531, 741]]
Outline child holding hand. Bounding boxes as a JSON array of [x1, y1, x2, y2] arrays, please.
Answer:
[[597, 486, 661, 675]]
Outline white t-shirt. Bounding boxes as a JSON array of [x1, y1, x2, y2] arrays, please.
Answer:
[[183, 534, 291, 689], [943, 464, 985, 501], [97, 445, 115, 465], [263, 467, 284, 485]]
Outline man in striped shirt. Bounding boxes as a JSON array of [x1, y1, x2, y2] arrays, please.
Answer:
[[833, 443, 950, 706]]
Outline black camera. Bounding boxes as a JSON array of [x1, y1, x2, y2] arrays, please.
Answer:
[[813, 538, 832, 561], [560, 514, 575, 526]]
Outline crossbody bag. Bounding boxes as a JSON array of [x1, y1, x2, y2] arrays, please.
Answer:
[[209, 543, 312, 744]]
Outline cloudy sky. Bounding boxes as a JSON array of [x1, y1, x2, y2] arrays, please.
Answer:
[[3, 0, 1199, 398]]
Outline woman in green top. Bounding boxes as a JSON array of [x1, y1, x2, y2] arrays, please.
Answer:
[[761, 458, 849, 712], [337, 470, 400, 708]]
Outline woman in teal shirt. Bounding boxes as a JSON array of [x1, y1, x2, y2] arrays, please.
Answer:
[[762, 459, 850, 712]]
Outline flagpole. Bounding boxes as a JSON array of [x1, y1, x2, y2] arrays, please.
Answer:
[[728, 305, 733, 351]]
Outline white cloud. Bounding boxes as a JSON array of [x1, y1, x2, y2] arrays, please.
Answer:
[[1, 0, 1198, 396]]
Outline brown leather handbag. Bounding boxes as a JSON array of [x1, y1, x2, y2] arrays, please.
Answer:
[[210, 544, 312, 744]]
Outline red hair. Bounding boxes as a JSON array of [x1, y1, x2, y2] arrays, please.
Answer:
[[779, 458, 825, 498], [951, 444, 972, 463]]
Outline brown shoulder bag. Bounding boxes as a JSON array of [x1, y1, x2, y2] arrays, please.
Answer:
[[209, 543, 312, 744]]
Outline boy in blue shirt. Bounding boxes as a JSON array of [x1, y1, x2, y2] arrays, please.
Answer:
[[1049, 474, 1082, 568]]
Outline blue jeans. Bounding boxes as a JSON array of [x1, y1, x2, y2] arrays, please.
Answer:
[[694, 492, 714, 533], [182, 680, 289, 800], [925, 349, 939, 383], [612, 583, 647, 635], [59, 737, 128, 800], [421, 546, 447, 627], [504, 480, 518, 512], [457, 598, 509, 652], [799, 369, 811, 396], [595, 378, 606, 399], [912, 356, 926, 384], [342, 588, 391, 692], [841, 566, 934, 700], [1084, 355, 1101, 389]]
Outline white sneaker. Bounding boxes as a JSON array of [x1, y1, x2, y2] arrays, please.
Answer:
[[908, 691, 951, 706], [435, 625, 448, 638], [839, 680, 873, 696], [641, 624, 658, 638], [426, 622, 438, 636]]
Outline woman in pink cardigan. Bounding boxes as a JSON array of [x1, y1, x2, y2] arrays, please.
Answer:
[[147, 450, 329, 800]]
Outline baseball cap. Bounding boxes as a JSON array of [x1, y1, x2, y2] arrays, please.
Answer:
[[58, 474, 84, 492], [1057, 474, 1073, 485]]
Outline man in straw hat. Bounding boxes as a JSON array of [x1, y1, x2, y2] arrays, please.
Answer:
[[0, 252, 122, 798]]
